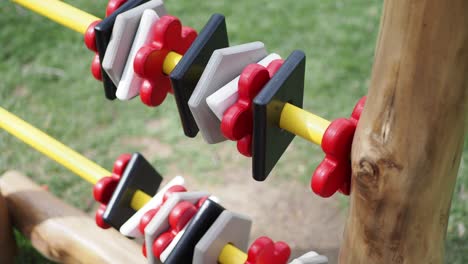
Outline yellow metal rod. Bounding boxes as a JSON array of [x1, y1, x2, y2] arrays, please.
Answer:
[[12, 0, 100, 35], [218, 244, 248, 264], [279, 103, 331, 146], [0, 107, 151, 209]]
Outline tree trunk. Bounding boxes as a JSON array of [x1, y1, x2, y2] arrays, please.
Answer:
[[0, 188, 16, 264], [339, 0, 468, 263], [0, 171, 146, 264]]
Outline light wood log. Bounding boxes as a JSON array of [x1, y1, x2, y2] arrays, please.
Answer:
[[0, 188, 16, 264], [339, 0, 468, 263], [0, 171, 146, 264]]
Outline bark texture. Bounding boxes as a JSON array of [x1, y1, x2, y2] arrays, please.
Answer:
[[339, 0, 468, 263]]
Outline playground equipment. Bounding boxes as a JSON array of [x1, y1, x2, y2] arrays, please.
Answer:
[[11, 0, 365, 197], [2, 2, 334, 262], [0, 107, 317, 263], [2, 0, 467, 263]]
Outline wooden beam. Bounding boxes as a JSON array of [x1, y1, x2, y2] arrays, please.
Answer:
[[339, 0, 468, 263], [0, 171, 146, 264], [0, 188, 16, 264]]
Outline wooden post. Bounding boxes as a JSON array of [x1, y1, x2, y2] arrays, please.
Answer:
[[0, 188, 16, 264], [0, 171, 146, 264], [339, 0, 468, 263]]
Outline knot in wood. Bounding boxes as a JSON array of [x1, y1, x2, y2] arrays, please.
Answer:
[[354, 158, 380, 193]]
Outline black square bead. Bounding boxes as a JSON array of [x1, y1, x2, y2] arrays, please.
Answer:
[[94, 0, 150, 100], [252, 50, 306, 181], [170, 14, 229, 137], [103, 153, 163, 229], [165, 199, 224, 264]]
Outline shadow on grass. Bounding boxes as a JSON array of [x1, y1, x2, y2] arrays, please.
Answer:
[[445, 235, 468, 264]]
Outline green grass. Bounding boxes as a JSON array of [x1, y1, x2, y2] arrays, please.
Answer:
[[13, 230, 54, 264], [0, 0, 466, 263]]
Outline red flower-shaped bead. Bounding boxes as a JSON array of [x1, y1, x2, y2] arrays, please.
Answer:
[[93, 153, 131, 229], [106, 0, 128, 17], [246, 236, 291, 264], [84, 0, 127, 82], [134, 15, 197, 107], [311, 96, 366, 197], [221, 60, 284, 157], [152, 201, 199, 258], [84, 21, 102, 81], [138, 184, 187, 235]]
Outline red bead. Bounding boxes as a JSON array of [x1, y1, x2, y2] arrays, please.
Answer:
[[113, 153, 132, 177], [95, 204, 111, 229], [139, 77, 170, 107], [91, 53, 102, 81], [135, 45, 170, 107], [338, 96, 366, 195], [221, 60, 284, 157], [142, 242, 147, 258], [311, 96, 366, 197], [312, 118, 356, 197], [153, 231, 175, 259], [339, 179, 351, 195], [85, 19, 102, 83], [221, 64, 270, 140], [168, 201, 197, 232], [138, 184, 186, 235], [350, 96, 366, 125], [237, 135, 252, 157], [163, 185, 187, 203], [84, 20, 101, 52], [133, 15, 197, 107], [246, 236, 291, 264], [139, 207, 160, 234], [150, 200, 199, 259], [266, 59, 284, 78], [106, 0, 127, 17], [196, 196, 209, 208], [93, 176, 119, 204]]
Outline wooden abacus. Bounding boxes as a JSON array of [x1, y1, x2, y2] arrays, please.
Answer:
[[1, 0, 466, 263]]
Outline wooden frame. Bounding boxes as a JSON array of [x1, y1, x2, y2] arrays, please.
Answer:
[[2, 0, 466, 263], [339, 0, 467, 262], [0, 171, 146, 263], [0, 186, 16, 264]]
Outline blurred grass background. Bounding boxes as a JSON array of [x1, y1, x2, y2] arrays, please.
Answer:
[[0, 0, 466, 263]]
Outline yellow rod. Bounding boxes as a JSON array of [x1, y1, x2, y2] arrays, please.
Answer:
[[12, 0, 100, 35], [218, 244, 248, 264], [163, 51, 183, 75], [131, 189, 152, 211], [0, 107, 107, 184], [0, 107, 151, 210], [279, 103, 331, 145]]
